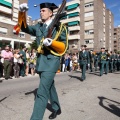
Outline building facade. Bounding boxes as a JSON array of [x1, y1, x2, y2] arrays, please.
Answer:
[[114, 27, 120, 51], [59, 0, 114, 52], [0, 0, 33, 49]]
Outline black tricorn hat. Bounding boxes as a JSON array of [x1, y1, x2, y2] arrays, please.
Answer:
[[40, 2, 58, 12], [81, 45, 87, 47]]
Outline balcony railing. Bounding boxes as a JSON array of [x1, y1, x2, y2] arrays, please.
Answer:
[[84, 25, 94, 30], [0, 5, 12, 14], [68, 26, 80, 31], [84, 16, 94, 21], [61, 16, 80, 24], [84, 34, 94, 39], [84, 6, 94, 12], [68, 34, 80, 40], [84, 0, 94, 4]]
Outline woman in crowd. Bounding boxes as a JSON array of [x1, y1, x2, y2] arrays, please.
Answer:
[[25, 49, 30, 76], [29, 50, 36, 75], [13, 49, 22, 78]]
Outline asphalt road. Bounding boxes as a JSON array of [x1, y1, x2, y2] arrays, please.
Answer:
[[0, 71, 120, 120]]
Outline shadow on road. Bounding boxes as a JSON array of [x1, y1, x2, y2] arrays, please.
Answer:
[[112, 88, 120, 92], [68, 75, 83, 81], [25, 88, 38, 100], [98, 96, 120, 117], [0, 97, 8, 103]]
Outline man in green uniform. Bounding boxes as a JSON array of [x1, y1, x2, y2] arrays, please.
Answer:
[[117, 53, 120, 71], [19, 46, 26, 77], [113, 51, 117, 71], [109, 51, 114, 73], [79, 45, 90, 81], [18, 2, 68, 120], [99, 47, 107, 76], [94, 52, 99, 71]]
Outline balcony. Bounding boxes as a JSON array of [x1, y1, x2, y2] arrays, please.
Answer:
[[69, 44, 78, 49], [84, 16, 94, 21], [84, 34, 94, 39], [85, 43, 94, 48], [66, 0, 80, 6], [84, 25, 94, 30], [68, 26, 80, 31], [67, 7, 80, 14], [0, 5, 12, 14], [68, 34, 80, 40], [61, 16, 80, 24], [84, 6, 94, 12], [84, 0, 94, 3]]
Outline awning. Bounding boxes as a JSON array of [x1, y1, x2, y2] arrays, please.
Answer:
[[67, 3, 79, 10], [68, 21, 79, 26], [68, 12, 79, 17], [0, 0, 12, 8]]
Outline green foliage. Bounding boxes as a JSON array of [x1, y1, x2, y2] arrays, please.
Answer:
[[30, 40, 37, 50]]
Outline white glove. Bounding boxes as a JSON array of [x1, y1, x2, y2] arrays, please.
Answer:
[[88, 64, 90, 67], [43, 38, 53, 46], [19, 3, 29, 12]]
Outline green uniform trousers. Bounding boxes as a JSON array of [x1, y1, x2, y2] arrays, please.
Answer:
[[4, 60, 11, 79], [80, 61, 87, 80], [109, 61, 113, 72], [30, 72, 60, 120], [100, 60, 107, 76], [19, 63, 26, 76]]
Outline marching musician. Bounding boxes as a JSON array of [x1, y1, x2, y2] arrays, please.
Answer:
[[17, 2, 68, 120], [99, 47, 107, 76], [79, 45, 90, 81]]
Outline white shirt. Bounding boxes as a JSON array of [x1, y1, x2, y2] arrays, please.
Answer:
[[44, 19, 52, 28]]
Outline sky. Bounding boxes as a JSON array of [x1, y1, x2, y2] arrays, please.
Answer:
[[28, 0, 120, 27]]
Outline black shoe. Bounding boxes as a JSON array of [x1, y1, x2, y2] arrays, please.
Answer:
[[5, 78, 8, 80], [9, 77, 13, 79], [49, 108, 61, 119], [80, 77, 85, 81]]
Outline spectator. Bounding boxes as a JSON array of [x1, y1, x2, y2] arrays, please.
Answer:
[[29, 51, 36, 75], [19, 46, 26, 77], [0, 47, 4, 79], [1, 45, 13, 80], [13, 49, 22, 78], [26, 49, 30, 76], [61, 55, 65, 72]]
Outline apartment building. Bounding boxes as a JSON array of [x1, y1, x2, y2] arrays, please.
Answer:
[[0, 0, 33, 49], [59, 0, 114, 52], [114, 27, 120, 51]]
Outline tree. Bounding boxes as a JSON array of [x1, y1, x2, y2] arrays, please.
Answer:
[[30, 40, 38, 50]]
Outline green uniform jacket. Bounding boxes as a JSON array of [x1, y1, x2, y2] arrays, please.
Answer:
[[99, 52, 107, 62], [21, 22, 67, 73], [79, 51, 90, 64]]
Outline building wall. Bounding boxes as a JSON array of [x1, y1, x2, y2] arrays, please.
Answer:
[[114, 27, 120, 51], [0, 0, 33, 49]]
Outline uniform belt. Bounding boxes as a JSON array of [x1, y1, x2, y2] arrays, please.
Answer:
[[80, 59, 87, 60]]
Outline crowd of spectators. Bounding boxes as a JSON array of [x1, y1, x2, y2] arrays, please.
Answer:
[[0, 45, 81, 80], [0, 45, 37, 80]]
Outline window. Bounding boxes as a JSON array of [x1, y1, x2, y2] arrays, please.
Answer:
[[19, 32, 25, 38], [85, 30, 94, 35], [85, 21, 93, 26], [85, 3, 94, 8], [84, 12, 93, 17], [85, 39, 94, 44], [0, 27, 7, 34]]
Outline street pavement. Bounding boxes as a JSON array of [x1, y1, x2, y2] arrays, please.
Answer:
[[0, 70, 120, 120]]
